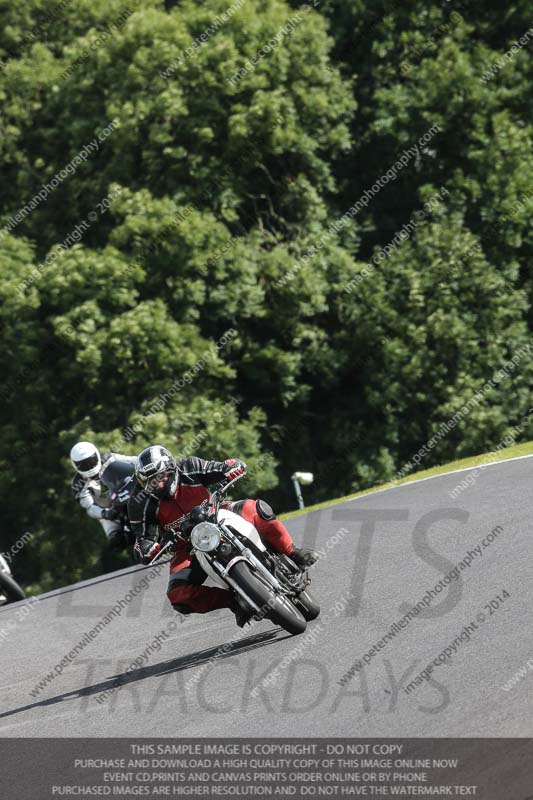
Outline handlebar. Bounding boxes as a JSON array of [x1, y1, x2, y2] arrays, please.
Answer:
[[155, 473, 245, 549], [209, 473, 245, 514], [148, 540, 173, 566]]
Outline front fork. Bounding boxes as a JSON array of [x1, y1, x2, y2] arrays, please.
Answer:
[[199, 526, 288, 612]]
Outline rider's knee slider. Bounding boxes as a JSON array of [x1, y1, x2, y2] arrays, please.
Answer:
[[256, 499, 276, 521], [171, 603, 193, 615]]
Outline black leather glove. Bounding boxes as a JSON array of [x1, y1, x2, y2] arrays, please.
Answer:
[[133, 538, 161, 564], [101, 508, 119, 521]]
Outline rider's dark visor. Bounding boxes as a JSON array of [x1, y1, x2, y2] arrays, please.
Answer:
[[74, 454, 99, 473], [140, 470, 171, 490]]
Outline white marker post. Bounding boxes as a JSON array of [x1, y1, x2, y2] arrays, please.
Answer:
[[291, 471, 314, 510]]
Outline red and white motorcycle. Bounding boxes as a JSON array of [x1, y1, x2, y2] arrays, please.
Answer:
[[152, 477, 320, 635]]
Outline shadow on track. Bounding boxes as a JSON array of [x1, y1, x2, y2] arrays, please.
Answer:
[[0, 628, 289, 721]]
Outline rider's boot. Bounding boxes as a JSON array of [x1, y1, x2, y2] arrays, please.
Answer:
[[290, 546, 319, 567]]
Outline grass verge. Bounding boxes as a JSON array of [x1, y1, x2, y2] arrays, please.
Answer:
[[280, 440, 533, 521]]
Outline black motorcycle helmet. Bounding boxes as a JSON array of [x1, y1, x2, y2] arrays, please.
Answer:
[[135, 445, 177, 499], [101, 459, 136, 508]]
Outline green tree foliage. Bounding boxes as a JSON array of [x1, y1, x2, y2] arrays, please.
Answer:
[[0, 0, 531, 591]]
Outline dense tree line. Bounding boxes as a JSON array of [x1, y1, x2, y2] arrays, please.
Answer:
[[0, 0, 532, 592]]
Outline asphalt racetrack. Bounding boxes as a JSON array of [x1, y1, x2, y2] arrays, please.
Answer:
[[1, 455, 531, 737]]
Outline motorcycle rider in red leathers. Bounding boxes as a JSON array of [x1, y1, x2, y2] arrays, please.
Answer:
[[128, 446, 318, 626]]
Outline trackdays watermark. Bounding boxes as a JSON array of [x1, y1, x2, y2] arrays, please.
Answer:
[[94, 618, 180, 705], [184, 595, 279, 694], [75, 650, 450, 716], [249, 527, 350, 695], [251, 590, 354, 697], [185, 525, 347, 697]]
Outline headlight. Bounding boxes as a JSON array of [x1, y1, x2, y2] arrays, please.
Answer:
[[191, 522, 221, 552]]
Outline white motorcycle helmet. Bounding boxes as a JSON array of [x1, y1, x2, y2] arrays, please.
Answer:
[[70, 441, 101, 478]]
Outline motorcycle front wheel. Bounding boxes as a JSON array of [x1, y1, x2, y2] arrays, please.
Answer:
[[293, 589, 321, 621], [229, 561, 307, 635], [0, 570, 26, 604]]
